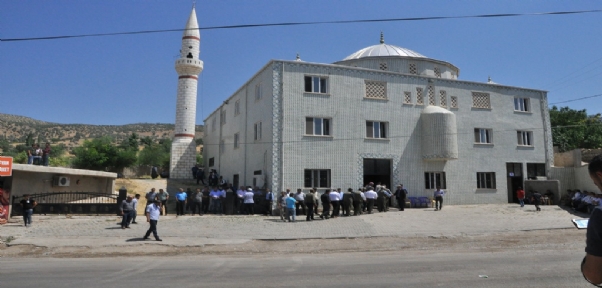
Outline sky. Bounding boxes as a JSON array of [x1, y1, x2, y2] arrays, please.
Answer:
[[2, 0, 602, 126]]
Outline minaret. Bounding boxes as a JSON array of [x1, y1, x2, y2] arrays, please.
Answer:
[[169, 7, 204, 179]]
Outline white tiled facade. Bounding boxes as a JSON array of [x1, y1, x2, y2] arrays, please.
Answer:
[[170, 8, 204, 179], [204, 41, 552, 205]]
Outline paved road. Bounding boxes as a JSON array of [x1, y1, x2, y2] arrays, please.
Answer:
[[1, 204, 583, 248], [0, 250, 590, 288]]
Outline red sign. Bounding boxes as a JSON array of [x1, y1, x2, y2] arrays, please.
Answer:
[[0, 156, 13, 177]]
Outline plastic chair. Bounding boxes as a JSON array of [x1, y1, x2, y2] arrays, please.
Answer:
[[418, 197, 430, 208], [408, 197, 420, 208]]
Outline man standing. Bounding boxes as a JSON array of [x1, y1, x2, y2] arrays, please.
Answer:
[[196, 168, 205, 185], [581, 155, 602, 285], [218, 185, 227, 215], [201, 187, 210, 214], [42, 142, 51, 166], [143, 200, 162, 241], [320, 189, 331, 219], [285, 193, 297, 222], [278, 191, 287, 222], [434, 186, 445, 211], [352, 189, 363, 216], [185, 188, 193, 214], [294, 189, 306, 216], [364, 186, 377, 214], [244, 188, 255, 215], [304, 189, 317, 221], [329, 189, 341, 218], [19, 194, 37, 227], [119, 195, 134, 229], [131, 194, 140, 224], [382, 185, 392, 212], [341, 188, 353, 217], [192, 188, 203, 215], [191, 164, 198, 179], [175, 188, 187, 216], [209, 186, 220, 214], [395, 185, 408, 211], [145, 188, 158, 207], [264, 188, 274, 216], [516, 186, 525, 208], [157, 189, 169, 215], [236, 186, 246, 214]]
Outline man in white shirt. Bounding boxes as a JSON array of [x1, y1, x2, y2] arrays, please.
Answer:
[[143, 200, 162, 241], [243, 188, 255, 215], [236, 186, 246, 214], [209, 187, 220, 214], [434, 186, 446, 211], [364, 187, 377, 214], [294, 189, 306, 216], [329, 189, 341, 218]]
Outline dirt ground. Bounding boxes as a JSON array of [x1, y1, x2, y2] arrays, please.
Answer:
[[0, 228, 586, 258]]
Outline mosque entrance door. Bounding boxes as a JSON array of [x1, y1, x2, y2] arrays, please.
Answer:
[[363, 159, 391, 188], [506, 163, 523, 203]]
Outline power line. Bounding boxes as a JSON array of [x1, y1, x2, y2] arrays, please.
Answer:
[[2, 9, 601, 42], [549, 93, 602, 105]]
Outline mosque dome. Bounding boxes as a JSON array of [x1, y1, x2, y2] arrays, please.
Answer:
[[342, 32, 426, 60]]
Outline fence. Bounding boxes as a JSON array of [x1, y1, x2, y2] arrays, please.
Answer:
[[11, 192, 118, 216]]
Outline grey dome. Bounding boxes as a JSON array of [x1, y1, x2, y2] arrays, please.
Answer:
[[343, 43, 426, 60]]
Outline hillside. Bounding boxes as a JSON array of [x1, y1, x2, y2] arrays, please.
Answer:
[[0, 113, 204, 148]]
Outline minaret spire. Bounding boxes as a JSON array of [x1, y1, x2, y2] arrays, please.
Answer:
[[380, 31, 384, 44], [170, 7, 204, 179]]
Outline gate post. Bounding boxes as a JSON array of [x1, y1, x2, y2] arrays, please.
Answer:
[[117, 186, 127, 216]]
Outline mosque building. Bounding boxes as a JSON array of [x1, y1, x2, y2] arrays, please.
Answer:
[[202, 32, 552, 205]]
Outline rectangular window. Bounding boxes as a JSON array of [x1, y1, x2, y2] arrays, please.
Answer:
[[517, 131, 533, 146], [434, 67, 441, 78], [255, 83, 262, 101], [304, 169, 331, 188], [234, 100, 240, 116], [254, 122, 262, 140], [220, 110, 226, 125], [403, 92, 412, 104], [365, 81, 387, 99], [514, 97, 530, 112], [477, 172, 496, 189], [474, 128, 493, 144], [425, 172, 446, 189], [234, 133, 239, 149], [209, 157, 215, 167], [439, 90, 447, 107], [428, 85, 435, 105], [211, 117, 216, 131], [527, 163, 546, 178], [409, 63, 417, 75], [366, 121, 387, 139], [416, 87, 424, 105], [450, 96, 458, 108], [305, 117, 330, 136], [304, 76, 327, 93], [472, 92, 491, 109], [254, 170, 262, 175]]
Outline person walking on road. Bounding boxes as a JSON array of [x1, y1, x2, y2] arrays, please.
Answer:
[[516, 187, 525, 208], [119, 195, 135, 229], [532, 191, 542, 212], [580, 154, 602, 285], [175, 188, 187, 216], [278, 191, 287, 222], [143, 200, 162, 241], [19, 194, 37, 227], [131, 194, 140, 224], [434, 186, 446, 211]]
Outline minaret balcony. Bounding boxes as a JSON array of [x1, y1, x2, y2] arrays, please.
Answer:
[[175, 59, 204, 76]]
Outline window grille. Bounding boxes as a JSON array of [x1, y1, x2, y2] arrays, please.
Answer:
[[365, 81, 387, 99]]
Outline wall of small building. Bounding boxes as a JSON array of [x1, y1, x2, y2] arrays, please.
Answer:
[[6, 171, 114, 197], [276, 60, 549, 204], [335, 57, 459, 79]]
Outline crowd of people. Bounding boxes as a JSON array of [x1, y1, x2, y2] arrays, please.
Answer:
[[26, 142, 51, 166], [568, 189, 601, 214]]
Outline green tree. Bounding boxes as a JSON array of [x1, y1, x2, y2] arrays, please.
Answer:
[[550, 106, 602, 152], [121, 133, 139, 150], [137, 139, 171, 170], [72, 136, 137, 171], [140, 136, 153, 147]]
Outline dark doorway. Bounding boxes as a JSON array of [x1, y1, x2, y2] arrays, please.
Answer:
[[363, 159, 391, 188], [506, 163, 523, 203], [232, 174, 239, 190]]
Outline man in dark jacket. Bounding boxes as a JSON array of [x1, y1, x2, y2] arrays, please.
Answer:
[[395, 184, 408, 211], [320, 190, 331, 220]]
